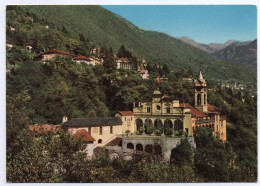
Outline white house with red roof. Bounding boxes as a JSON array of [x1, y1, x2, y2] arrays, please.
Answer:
[[116, 57, 132, 69], [72, 55, 91, 64], [73, 129, 95, 158]]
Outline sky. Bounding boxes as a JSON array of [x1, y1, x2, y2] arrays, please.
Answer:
[[102, 5, 257, 44]]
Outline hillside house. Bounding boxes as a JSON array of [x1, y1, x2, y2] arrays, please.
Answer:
[[73, 129, 96, 158], [116, 57, 132, 69], [40, 49, 71, 61], [90, 48, 100, 57], [137, 58, 149, 79], [72, 55, 91, 64], [62, 112, 135, 147]]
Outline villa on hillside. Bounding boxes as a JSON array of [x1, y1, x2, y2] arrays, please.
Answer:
[[39, 49, 72, 61], [116, 57, 132, 70], [137, 58, 149, 79]]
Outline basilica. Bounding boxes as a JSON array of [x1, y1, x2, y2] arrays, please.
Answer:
[[61, 71, 226, 160]]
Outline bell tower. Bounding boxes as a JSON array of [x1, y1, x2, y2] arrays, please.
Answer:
[[194, 71, 208, 113]]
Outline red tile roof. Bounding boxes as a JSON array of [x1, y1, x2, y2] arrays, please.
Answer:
[[180, 104, 207, 118], [207, 104, 220, 113], [118, 111, 134, 116], [43, 49, 71, 55], [73, 129, 95, 142], [73, 55, 90, 60]]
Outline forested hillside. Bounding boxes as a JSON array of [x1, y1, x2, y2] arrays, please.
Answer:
[[16, 5, 257, 83], [6, 5, 257, 183]]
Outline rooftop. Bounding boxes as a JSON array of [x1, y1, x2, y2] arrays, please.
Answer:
[[73, 55, 90, 61], [62, 117, 122, 127], [180, 104, 208, 118], [118, 111, 134, 116], [73, 129, 95, 142], [43, 49, 71, 55]]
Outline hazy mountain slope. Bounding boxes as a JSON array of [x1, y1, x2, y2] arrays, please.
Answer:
[[213, 40, 257, 72], [21, 5, 256, 82], [179, 36, 215, 53]]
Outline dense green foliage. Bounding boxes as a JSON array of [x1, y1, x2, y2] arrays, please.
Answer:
[[6, 5, 257, 183]]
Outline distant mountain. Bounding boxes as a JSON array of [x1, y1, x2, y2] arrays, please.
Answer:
[[15, 5, 256, 83], [179, 37, 252, 53], [179, 36, 215, 53], [208, 40, 252, 52], [213, 39, 257, 72]]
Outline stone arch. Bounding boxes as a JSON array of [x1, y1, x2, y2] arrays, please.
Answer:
[[164, 119, 173, 135], [109, 152, 119, 160], [136, 144, 143, 152], [174, 119, 183, 131], [154, 144, 162, 155], [154, 119, 163, 133], [144, 119, 153, 134], [127, 143, 134, 149], [136, 118, 143, 132], [145, 144, 153, 153], [197, 94, 201, 105]]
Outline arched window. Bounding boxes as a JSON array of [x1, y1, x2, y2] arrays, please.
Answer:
[[144, 119, 153, 134], [127, 143, 134, 149], [204, 94, 206, 105], [166, 107, 171, 114], [174, 120, 183, 131], [136, 144, 143, 152], [154, 119, 163, 133], [164, 119, 173, 135], [136, 119, 143, 131], [197, 94, 201, 105], [98, 139, 102, 144], [147, 106, 151, 113]]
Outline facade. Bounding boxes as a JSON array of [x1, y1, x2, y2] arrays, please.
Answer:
[[72, 55, 103, 66], [90, 48, 100, 57], [89, 57, 104, 66], [116, 58, 132, 69], [41, 49, 71, 61], [137, 58, 149, 79], [62, 116, 134, 147], [133, 89, 192, 136], [72, 55, 91, 64]]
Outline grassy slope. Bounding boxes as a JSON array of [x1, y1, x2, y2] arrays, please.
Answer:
[[22, 5, 256, 83]]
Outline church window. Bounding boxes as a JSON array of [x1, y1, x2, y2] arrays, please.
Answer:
[[147, 106, 151, 113], [197, 94, 201, 105], [98, 139, 102, 144], [100, 127, 102, 135], [110, 126, 113, 134], [166, 107, 170, 113], [204, 94, 206, 105], [156, 105, 161, 111]]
